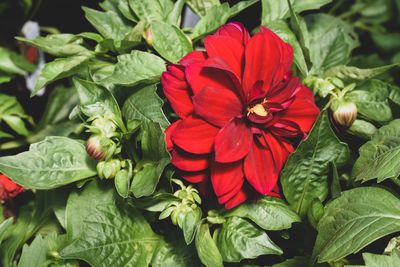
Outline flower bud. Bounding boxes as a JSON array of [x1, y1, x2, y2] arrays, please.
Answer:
[[143, 28, 153, 47], [86, 135, 117, 161], [102, 159, 122, 179], [331, 100, 357, 127], [89, 116, 118, 138]]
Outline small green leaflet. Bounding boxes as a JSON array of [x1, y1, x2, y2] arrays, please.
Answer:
[[0, 47, 35, 75], [195, 222, 224, 267], [312, 187, 400, 263], [0, 136, 97, 189]]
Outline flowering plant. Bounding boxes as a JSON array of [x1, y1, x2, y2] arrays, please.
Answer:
[[0, 0, 400, 267]]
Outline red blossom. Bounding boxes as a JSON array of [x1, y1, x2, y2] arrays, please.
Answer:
[[162, 23, 320, 209], [0, 174, 24, 202]]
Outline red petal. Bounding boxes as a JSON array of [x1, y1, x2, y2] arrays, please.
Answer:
[[185, 61, 235, 95], [171, 148, 209, 172], [224, 189, 247, 209], [193, 86, 243, 127], [263, 132, 291, 170], [215, 22, 250, 45], [243, 29, 293, 102], [162, 65, 193, 119], [244, 141, 279, 194], [283, 85, 320, 133], [204, 34, 244, 81], [180, 171, 208, 183], [179, 51, 207, 66], [211, 160, 244, 204], [171, 115, 219, 154], [165, 120, 180, 151], [214, 118, 252, 163]]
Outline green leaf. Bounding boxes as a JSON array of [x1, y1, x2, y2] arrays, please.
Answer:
[[151, 236, 199, 267], [65, 180, 116, 241], [0, 47, 35, 75], [305, 14, 359, 73], [131, 121, 170, 197], [118, 0, 139, 22], [151, 20, 192, 63], [190, 3, 231, 41], [195, 222, 224, 267], [122, 85, 169, 128], [0, 136, 97, 189], [324, 64, 398, 83], [268, 20, 308, 76], [73, 77, 121, 119], [347, 119, 377, 139], [215, 217, 282, 262], [129, 0, 174, 23], [186, 0, 220, 17], [0, 218, 13, 246], [312, 187, 400, 263], [272, 257, 308, 267], [166, 0, 185, 26], [2, 115, 30, 136], [223, 196, 300, 231], [261, 0, 332, 25], [281, 111, 349, 217], [18, 233, 67, 267], [37, 85, 78, 127], [83, 7, 132, 40], [61, 203, 161, 267], [33, 55, 90, 96], [346, 79, 392, 123], [347, 249, 400, 267], [101, 51, 165, 86], [352, 119, 400, 183], [229, 0, 259, 17], [16, 34, 91, 57], [182, 207, 202, 244]]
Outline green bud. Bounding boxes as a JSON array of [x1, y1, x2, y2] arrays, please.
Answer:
[[143, 28, 153, 47], [90, 116, 118, 138], [115, 169, 131, 198], [96, 161, 106, 179], [86, 134, 117, 161], [307, 199, 324, 229], [102, 159, 121, 179], [331, 99, 358, 127]]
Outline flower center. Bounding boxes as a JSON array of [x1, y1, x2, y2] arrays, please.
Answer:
[[247, 100, 268, 117]]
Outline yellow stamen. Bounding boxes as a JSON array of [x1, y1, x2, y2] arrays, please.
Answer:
[[247, 104, 268, 116]]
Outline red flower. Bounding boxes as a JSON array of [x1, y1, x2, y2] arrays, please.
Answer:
[[162, 23, 319, 209], [0, 174, 24, 202]]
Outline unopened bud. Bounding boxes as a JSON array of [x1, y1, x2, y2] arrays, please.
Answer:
[[331, 100, 357, 127], [90, 117, 118, 138], [86, 135, 117, 161], [143, 28, 153, 47], [102, 159, 122, 179]]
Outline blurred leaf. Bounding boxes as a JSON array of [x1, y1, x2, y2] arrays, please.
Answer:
[[0, 47, 35, 75], [16, 34, 91, 57], [324, 64, 397, 83], [129, 0, 174, 23]]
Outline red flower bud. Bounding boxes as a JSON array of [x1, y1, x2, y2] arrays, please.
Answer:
[[143, 28, 153, 47], [331, 100, 357, 127], [0, 174, 24, 202]]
